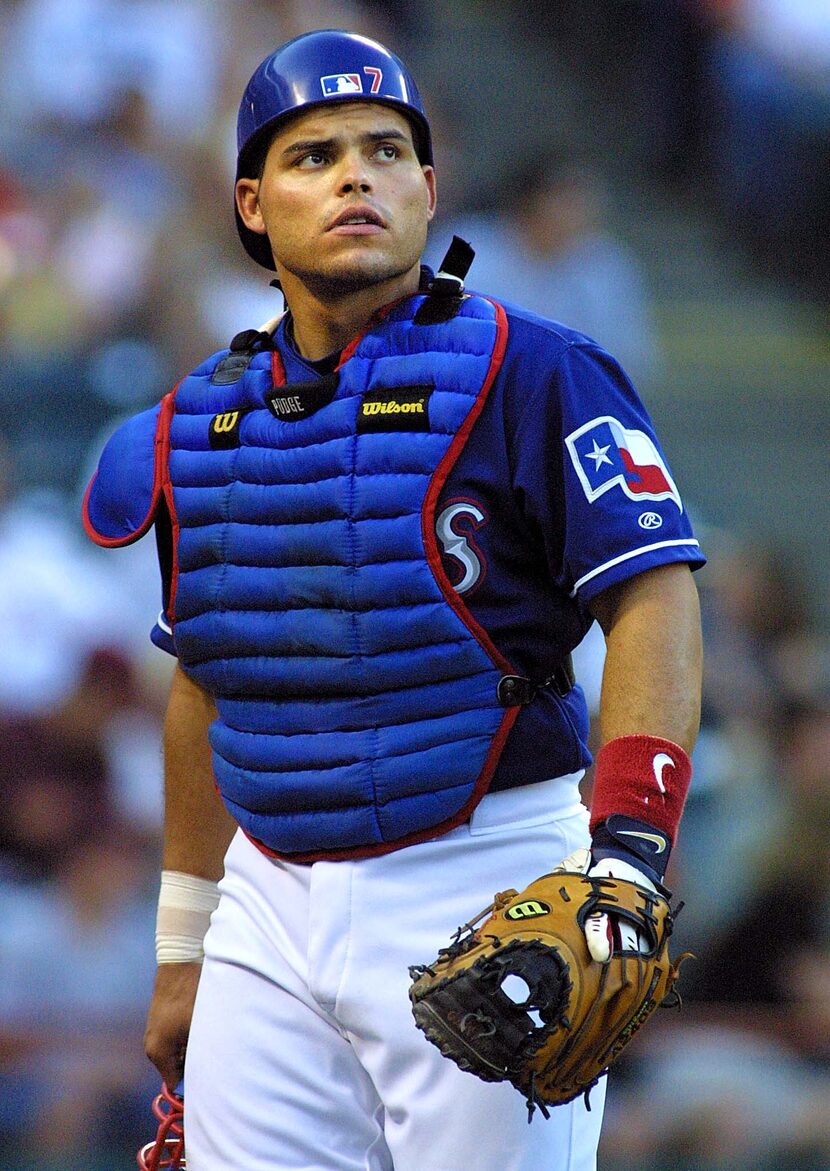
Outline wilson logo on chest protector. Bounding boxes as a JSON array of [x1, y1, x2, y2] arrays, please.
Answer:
[[357, 387, 433, 433]]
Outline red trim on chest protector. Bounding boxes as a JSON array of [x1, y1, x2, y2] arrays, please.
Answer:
[[243, 700, 521, 865], [589, 734, 692, 843], [422, 298, 511, 670]]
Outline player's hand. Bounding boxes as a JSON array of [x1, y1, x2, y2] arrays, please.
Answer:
[[553, 847, 657, 963], [144, 961, 202, 1088]]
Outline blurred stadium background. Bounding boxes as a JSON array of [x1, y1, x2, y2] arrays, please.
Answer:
[[0, 2, 828, 1168]]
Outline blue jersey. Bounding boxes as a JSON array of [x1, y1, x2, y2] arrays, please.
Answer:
[[150, 297, 703, 790]]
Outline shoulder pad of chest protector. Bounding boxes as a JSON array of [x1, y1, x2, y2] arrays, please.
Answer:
[[83, 400, 167, 547]]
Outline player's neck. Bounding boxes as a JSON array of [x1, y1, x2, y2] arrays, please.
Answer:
[[280, 266, 422, 361]]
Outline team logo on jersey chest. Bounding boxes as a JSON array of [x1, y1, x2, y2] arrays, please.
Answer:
[[435, 501, 487, 595], [565, 416, 682, 511], [357, 387, 432, 432]]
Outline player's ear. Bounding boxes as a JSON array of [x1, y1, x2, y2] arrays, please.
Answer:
[[235, 177, 266, 235], [423, 165, 437, 222]]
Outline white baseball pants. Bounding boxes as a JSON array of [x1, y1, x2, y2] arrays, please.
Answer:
[[184, 773, 606, 1170]]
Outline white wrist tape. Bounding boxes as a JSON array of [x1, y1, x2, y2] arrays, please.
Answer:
[[156, 870, 221, 964]]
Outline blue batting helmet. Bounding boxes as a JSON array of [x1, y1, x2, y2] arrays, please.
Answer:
[[234, 29, 433, 270]]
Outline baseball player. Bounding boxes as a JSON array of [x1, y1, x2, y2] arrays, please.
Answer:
[[84, 29, 704, 1171]]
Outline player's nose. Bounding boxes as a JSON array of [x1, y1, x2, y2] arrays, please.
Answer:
[[336, 149, 373, 194]]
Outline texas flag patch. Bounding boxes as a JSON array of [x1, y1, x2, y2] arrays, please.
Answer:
[[565, 416, 683, 511]]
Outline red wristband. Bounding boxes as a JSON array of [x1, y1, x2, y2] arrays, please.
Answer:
[[589, 734, 692, 845]]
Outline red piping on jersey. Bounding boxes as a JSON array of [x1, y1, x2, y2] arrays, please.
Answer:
[[336, 297, 405, 368], [81, 473, 126, 545], [270, 346, 287, 388]]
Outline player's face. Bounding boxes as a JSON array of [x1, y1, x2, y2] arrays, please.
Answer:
[[236, 103, 436, 299]]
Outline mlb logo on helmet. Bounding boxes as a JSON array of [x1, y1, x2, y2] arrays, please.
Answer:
[[321, 73, 363, 95], [565, 415, 683, 510]]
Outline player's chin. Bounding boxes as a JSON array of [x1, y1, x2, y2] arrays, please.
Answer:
[[317, 251, 413, 294]]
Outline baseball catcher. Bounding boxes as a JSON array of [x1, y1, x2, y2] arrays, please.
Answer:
[[410, 848, 689, 1118], [83, 24, 705, 1171]]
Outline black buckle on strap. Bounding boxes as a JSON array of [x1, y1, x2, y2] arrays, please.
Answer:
[[497, 675, 536, 707], [497, 656, 575, 707]]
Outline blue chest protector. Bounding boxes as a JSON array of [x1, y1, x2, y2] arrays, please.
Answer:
[[87, 292, 522, 860]]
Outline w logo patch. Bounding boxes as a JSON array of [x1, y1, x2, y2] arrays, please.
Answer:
[[209, 409, 243, 449]]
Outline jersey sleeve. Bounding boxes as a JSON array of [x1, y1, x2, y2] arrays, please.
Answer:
[[151, 612, 176, 656], [513, 338, 704, 609]]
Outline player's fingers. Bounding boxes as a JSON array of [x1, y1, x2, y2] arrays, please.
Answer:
[[584, 910, 612, 963], [144, 962, 200, 1087], [553, 846, 591, 874], [584, 912, 648, 960], [615, 920, 644, 953]]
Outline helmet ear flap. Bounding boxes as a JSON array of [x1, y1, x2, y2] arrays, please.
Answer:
[[136, 1084, 185, 1170]]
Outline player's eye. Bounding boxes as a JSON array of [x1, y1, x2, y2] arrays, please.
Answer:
[[296, 151, 329, 169], [373, 144, 400, 162]]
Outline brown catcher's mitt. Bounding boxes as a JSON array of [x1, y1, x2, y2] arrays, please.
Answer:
[[409, 870, 687, 1117]]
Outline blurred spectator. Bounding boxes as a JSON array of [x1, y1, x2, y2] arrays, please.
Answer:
[[601, 643, 830, 1169], [516, 0, 830, 301], [669, 532, 830, 952], [432, 150, 663, 388], [686, 694, 830, 1017], [601, 1016, 830, 1170], [0, 644, 164, 883], [698, 531, 829, 727], [1, 0, 225, 142], [0, 820, 158, 1164], [0, 638, 165, 1166], [703, 0, 830, 297], [0, 475, 162, 713]]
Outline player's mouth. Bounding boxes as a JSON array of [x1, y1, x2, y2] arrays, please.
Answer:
[[327, 205, 387, 235]]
